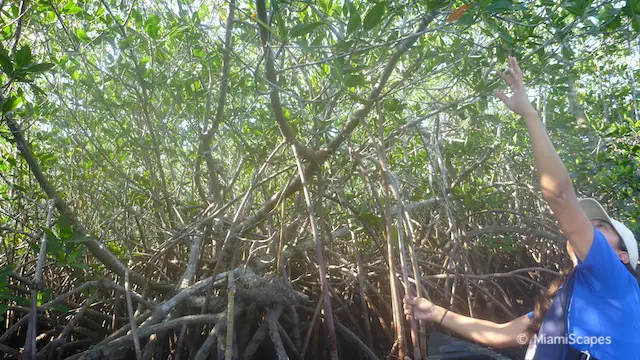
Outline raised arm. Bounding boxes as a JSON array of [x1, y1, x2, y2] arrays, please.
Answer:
[[493, 56, 593, 262]]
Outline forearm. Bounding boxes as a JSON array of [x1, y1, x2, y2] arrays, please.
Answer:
[[438, 308, 518, 348], [494, 56, 594, 259], [521, 111, 575, 200], [521, 111, 593, 258]]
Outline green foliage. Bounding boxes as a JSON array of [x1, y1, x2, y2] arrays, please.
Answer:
[[0, 0, 639, 308], [363, 3, 385, 31], [347, 3, 361, 33], [290, 22, 324, 38], [0, 46, 13, 75], [145, 15, 162, 40], [0, 267, 29, 321], [42, 215, 89, 269]]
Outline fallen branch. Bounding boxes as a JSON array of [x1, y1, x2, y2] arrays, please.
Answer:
[[140, 271, 228, 329], [80, 314, 225, 360]]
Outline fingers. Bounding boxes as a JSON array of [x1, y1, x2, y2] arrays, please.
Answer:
[[403, 296, 415, 320], [403, 303, 413, 320], [404, 307, 412, 317], [508, 55, 522, 80], [493, 89, 509, 103], [403, 296, 419, 305], [496, 70, 513, 85]]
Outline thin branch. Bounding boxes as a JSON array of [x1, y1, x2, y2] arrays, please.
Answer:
[[224, 272, 235, 360], [254, 0, 316, 162], [420, 267, 561, 280], [291, 144, 338, 360], [465, 225, 563, 243], [24, 199, 55, 360], [37, 291, 100, 359], [204, 0, 236, 140], [125, 271, 142, 360]]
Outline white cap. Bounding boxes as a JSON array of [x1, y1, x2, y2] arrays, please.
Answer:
[[579, 198, 638, 270]]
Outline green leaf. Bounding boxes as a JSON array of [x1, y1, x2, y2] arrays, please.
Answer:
[[62, 1, 84, 15], [624, 0, 640, 16], [0, 47, 12, 75], [2, 95, 22, 113], [26, 62, 55, 73], [0, 293, 29, 305], [458, 12, 476, 26], [603, 124, 618, 136], [290, 22, 324, 38], [66, 233, 93, 244], [487, 0, 513, 14], [145, 15, 161, 40], [0, 267, 11, 285], [56, 214, 73, 240], [598, 4, 621, 30], [632, 14, 640, 32], [363, 3, 385, 31], [427, 0, 449, 10], [0, 304, 7, 322], [76, 29, 91, 43], [37, 289, 53, 306], [347, 5, 361, 34], [51, 303, 70, 313], [30, 83, 47, 95], [68, 6, 83, 14], [44, 228, 63, 257], [15, 45, 32, 68], [69, 263, 89, 271], [484, 18, 512, 44], [566, 0, 594, 16], [383, 99, 404, 112], [498, 28, 513, 45], [344, 73, 365, 87]]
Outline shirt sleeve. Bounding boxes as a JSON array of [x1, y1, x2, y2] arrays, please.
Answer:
[[577, 227, 635, 296], [526, 311, 533, 320]]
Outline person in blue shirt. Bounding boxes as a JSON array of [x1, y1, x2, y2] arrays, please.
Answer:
[[403, 56, 640, 360]]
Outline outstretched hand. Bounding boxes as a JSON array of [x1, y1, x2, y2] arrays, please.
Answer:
[[494, 56, 537, 116]]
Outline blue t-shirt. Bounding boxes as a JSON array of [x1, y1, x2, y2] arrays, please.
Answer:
[[526, 228, 640, 359]]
